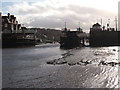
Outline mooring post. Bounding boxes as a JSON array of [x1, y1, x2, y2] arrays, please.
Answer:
[[82, 38, 85, 46]]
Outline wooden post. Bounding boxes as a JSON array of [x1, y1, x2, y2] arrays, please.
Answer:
[[82, 38, 85, 46]]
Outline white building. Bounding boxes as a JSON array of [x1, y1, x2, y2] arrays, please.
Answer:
[[90, 23, 102, 31]]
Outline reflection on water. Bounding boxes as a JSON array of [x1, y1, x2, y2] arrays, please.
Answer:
[[2, 43, 120, 88]]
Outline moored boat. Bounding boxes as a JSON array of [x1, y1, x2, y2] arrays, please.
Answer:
[[60, 27, 83, 49]]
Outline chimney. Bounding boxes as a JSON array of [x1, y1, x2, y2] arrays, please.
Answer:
[[8, 13, 10, 19]]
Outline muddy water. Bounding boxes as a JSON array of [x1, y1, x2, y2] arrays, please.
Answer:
[[2, 43, 120, 88]]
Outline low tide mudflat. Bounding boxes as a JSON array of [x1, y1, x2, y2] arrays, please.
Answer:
[[2, 43, 120, 88]]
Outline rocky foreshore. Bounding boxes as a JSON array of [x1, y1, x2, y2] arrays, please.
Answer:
[[47, 47, 119, 67]]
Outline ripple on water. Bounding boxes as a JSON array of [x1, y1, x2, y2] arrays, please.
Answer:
[[83, 66, 118, 88], [3, 45, 120, 88]]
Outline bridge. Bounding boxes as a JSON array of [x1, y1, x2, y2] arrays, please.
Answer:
[[76, 32, 89, 46], [77, 32, 89, 39]]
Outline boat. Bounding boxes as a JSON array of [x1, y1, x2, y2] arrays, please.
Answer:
[[89, 23, 120, 47], [60, 27, 83, 49]]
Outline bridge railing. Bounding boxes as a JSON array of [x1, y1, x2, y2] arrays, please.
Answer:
[[77, 33, 89, 38]]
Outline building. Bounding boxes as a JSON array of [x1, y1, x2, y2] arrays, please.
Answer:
[[90, 23, 120, 47], [90, 23, 102, 31], [90, 23, 115, 31], [2, 13, 21, 32]]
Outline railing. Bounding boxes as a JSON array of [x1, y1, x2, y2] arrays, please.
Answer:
[[2, 29, 35, 34], [77, 33, 89, 38]]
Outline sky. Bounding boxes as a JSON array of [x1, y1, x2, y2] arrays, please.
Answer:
[[1, 0, 120, 32]]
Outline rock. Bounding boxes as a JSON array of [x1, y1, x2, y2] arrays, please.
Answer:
[[84, 61, 91, 64], [77, 62, 81, 65], [62, 61, 67, 64], [68, 62, 76, 66], [108, 62, 117, 66], [113, 49, 116, 51], [47, 61, 54, 64], [56, 60, 67, 64], [80, 60, 84, 63], [94, 53, 99, 55], [47, 59, 57, 65], [99, 61, 107, 66]]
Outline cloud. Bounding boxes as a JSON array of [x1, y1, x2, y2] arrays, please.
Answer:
[[4, 1, 117, 32], [119, 1, 120, 30]]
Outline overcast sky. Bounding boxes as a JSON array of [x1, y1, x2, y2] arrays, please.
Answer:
[[1, 0, 119, 32]]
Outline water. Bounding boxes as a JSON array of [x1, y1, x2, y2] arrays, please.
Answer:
[[2, 43, 120, 88]]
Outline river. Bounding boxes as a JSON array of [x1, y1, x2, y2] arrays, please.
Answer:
[[2, 43, 120, 88]]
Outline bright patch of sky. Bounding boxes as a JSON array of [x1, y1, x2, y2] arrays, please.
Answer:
[[2, 0, 119, 13]]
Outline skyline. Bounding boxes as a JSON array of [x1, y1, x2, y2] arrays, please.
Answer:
[[1, 0, 120, 32]]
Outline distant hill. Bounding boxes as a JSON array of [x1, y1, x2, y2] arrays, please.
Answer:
[[29, 28, 62, 43]]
